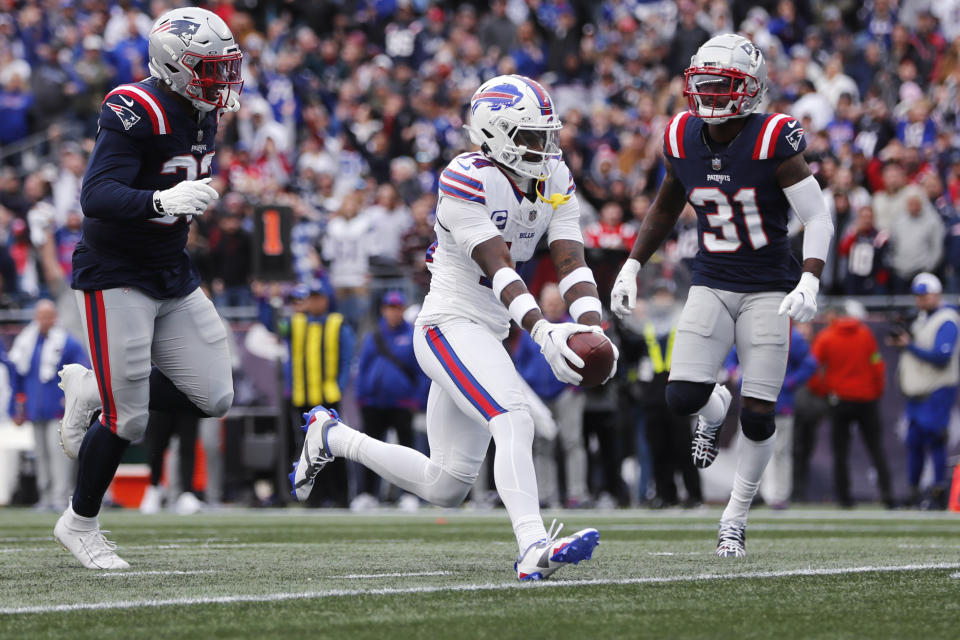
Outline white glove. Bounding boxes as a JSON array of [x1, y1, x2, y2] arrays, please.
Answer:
[[610, 258, 641, 319], [778, 272, 820, 322], [27, 202, 55, 247], [603, 337, 619, 384], [154, 178, 219, 216], [530, 319, 597, 385], [223, 89, 241, 113]]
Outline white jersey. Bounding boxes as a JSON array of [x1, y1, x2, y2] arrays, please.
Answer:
[[418, 151, 582, 338]]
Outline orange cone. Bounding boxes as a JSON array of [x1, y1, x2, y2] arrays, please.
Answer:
[[949, 464, 960, 512]]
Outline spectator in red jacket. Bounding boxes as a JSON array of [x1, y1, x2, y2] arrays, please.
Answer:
[[809, 303, 895, 508]]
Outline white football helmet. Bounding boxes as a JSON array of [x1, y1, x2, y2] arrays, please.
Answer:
[[148, 7, 243, 112], [684, 34, 767, 123], [465, 75, 562, 180]]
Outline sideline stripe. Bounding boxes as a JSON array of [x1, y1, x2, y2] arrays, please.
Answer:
[[3, 563, 958, 616]]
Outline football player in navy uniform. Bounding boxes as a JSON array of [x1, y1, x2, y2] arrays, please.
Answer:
[[53, 7, 242, 569], [611, 34, 834, 557]]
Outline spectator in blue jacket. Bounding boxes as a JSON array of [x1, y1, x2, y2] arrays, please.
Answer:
[[726, 323, 818, 509], [0, 70, 34, 148], [8, 299, 89, 511], [512, 284, 588, 508], [354, 290, 426, 509]]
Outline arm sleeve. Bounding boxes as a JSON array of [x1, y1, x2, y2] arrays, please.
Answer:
[[79, 127, 158, 220], [907, 320, 958, 367], [782, 175, 835, 262], [436, 196, 500, 257], [547, 193, 585, 245]]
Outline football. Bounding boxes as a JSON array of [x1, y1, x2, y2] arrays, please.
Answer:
[[566, 331, 615, 388]]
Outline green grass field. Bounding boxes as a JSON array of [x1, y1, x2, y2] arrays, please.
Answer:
[[1, 507, 958, 639]]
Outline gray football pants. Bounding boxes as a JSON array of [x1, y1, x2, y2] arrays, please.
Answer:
[[669, 286, 789, 402], [76, 287, 234, 441]]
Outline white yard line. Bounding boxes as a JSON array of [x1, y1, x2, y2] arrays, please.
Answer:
[[339, 571, 451, 579], [3, 562, 958, 616], [98, 570, 212, 578]]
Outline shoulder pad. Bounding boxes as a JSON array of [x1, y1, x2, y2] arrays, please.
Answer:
[[544, 160, 576, 198], [751, 113, 805, 161], [439, 153, 490, 206], [99, 84, 171, 137], [663, 112, 693, 159]]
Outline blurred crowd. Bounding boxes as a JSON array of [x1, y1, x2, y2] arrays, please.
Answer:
[[1, 0, 959, 510]]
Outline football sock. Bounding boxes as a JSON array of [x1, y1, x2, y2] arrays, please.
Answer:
[[63, 504, 98, 531], [721, 431, 777, 523], [148, 367, 207, 417], [488, 411, 547, 551], [72, 420, 131, 518], [699, 384, 729, 427], [327, 422, 472, 507]]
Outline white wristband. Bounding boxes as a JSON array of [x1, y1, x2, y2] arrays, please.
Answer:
[[508, 293, 539, 327], [558, 267, 597, 297], [569, 296, 602, 322], [492, 267, 523, 300]]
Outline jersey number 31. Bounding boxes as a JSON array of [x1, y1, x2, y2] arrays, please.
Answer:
[[689, 187, 767, 253]]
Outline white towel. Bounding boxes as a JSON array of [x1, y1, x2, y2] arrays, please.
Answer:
[[9, 323, 67, 383]]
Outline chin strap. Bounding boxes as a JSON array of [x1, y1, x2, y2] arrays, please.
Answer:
[[535, 180, 571, 210]]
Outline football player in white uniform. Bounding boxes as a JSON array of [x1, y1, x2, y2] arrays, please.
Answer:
[[292, 75, 616, 580]]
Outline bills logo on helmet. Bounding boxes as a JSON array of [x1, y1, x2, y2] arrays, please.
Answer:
[[472, 83, 524, 113], [786, 126, 804, 151], [151, 18, 199, 45], [107, 102, 141, 131]]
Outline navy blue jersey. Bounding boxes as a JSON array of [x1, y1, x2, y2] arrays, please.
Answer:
[[74, 77, 219, 298], [663, 111, 806, 293]]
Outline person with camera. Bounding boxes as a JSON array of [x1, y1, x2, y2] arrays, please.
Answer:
[[888, 273, 959, 509]]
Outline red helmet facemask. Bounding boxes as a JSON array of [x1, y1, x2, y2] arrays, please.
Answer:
[[181, 52, 244, 109], [683, 66, 759, 120]]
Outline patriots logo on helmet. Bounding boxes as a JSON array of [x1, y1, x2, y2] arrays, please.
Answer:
[[151, 18, 200, 46], [107, 101, 141, 131], [472, 83, 524, 113]]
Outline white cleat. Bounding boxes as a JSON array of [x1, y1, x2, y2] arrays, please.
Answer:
[[289, 406, 340, 502], [58, 364, 102, 459], [173, 492, 205, 515], [515, 520, 600, 581], [716, 520, 746, 558], [54, 508, 130, 570], [691, 383, 732, 469], [139, 485, 163, 514]]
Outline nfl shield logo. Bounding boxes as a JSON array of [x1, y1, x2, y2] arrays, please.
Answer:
[[712, 157, 722, 171], [528, 210, 537, 222]]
